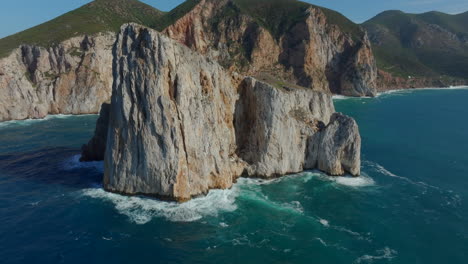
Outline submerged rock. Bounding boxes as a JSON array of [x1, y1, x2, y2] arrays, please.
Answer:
[[81, 24, 362, 201]]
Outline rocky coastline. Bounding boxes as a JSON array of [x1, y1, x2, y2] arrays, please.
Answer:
[[80, 24, 361, 202]]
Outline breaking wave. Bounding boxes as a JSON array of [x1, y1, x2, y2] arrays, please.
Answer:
[[81, 186, 240, 224], [310, 172, 376, 188]]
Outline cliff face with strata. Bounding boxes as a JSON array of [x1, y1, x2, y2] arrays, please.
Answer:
[[163, 0, 378, 97], [82, 24, 361, 201], [0, 33, 114, 121]]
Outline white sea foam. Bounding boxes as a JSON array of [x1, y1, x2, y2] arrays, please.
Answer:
[[319, 219, 330, 227], [354, 247, 398, 263], [332, 95, 353, 100], [329, 173, 375, 187], [315, 237, 328, 246], [281, 201, 304, 213], [81, 185, 240, 224], [63, 155, 104, 172]]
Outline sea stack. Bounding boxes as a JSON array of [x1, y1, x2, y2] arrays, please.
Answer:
[[81, 24, 361, 201]]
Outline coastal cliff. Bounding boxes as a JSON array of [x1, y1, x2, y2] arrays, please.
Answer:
[[163, 0, 378, 97], [0, 33, 114, 121], [81, 24, 361, 201]]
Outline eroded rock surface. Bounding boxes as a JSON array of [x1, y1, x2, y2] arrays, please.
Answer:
[[235, 77, 335, 177], [163, 0, 377, 96], [305, 113, 361, 176], [0, 33, 114, 121], [83, 24, 362, 201], [104, 24, 245, 201]]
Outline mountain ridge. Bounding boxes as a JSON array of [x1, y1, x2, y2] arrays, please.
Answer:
[[363, 9, 468, 79]]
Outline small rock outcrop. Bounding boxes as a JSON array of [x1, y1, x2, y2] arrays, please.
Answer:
[[0, 33, 114, 121], [82, 24, 362, 201], [305, 113, 361, 176]]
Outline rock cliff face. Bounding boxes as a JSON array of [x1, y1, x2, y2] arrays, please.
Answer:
[[0, 33, 114, 121], [235, 77, 335, 177], [306, 113, 361, 176], [103, 24, 245, 201], [83, 24, 362, 201], [163, 0, 378, 97]]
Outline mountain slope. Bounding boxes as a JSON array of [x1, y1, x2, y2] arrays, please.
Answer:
[[363, 10, 468, 79], [0, 0, 164, 58], [163, 0, 377, 96]]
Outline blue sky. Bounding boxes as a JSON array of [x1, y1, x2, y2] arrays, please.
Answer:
[[1, 0, 467, 38]]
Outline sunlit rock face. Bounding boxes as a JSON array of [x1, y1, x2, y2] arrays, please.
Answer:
[[163, 0, 377, 97], [82, 24, 362, 202], [0, 33, 115, 121]]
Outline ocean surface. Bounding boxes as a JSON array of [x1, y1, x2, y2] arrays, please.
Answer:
[[1, 88, 467, 264]]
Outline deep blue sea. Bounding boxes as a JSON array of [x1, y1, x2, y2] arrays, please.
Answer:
[[1, 88, 467, 264]]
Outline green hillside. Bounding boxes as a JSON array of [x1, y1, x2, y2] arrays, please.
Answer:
[[363, 10, 468, 78], [232, 0, 364, 40], [0, 0, 368, 59], [0, 0, 164, 58]]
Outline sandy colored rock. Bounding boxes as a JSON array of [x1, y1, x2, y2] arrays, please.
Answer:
[[305, 113, 361, 176], [235, 77, 335, 177], [83, 24, 362, 201], [0, 33, 114, 121], [104, 24, 245, 201], [163, 0, 377, 96]]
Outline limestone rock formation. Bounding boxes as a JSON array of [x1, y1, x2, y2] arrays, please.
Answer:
[[103, 24, 245, 201], [163, 0, 377, 96], [305, 113, 361, 176], [82, 24, 362, 201], [0, 33, 114, 121], [235, 77, 335, 177]]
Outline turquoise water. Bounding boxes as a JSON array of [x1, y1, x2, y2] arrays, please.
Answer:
[[0, 88, 467, 263]]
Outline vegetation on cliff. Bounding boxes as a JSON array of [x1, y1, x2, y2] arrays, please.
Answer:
[[0, 0, 164, 58], [0, 0, 365, 58], [232, 0, 364, 40], [363, 10, 468, 79]]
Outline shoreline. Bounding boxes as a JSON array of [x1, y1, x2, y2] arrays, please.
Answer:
[[333, 85, 468, 100], [2, 85, 468, 123]]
